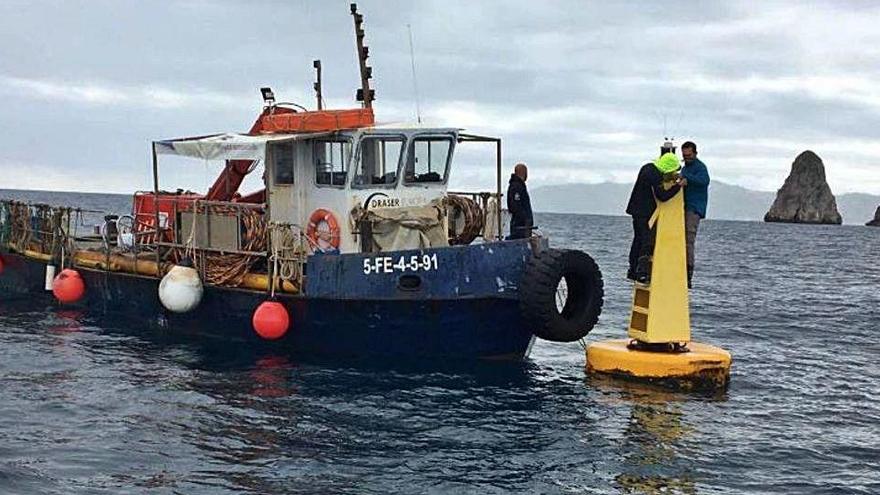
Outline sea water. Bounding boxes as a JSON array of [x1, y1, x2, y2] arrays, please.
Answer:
[[0, 191, 878, 494]]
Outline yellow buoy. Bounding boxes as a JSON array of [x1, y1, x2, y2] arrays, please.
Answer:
[[587, 172, 732, 391], [587, 339, 731, 391]]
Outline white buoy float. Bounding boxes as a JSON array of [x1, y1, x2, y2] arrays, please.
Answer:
[[158, 259, 203, 313]]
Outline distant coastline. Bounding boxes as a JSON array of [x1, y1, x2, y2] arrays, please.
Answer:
[[529, 181, 880, 225], [2, 185, 879, 225]]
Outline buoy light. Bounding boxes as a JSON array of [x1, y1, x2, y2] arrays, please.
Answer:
[[252, 301, 290, 340], [52, 268, 86, 304]]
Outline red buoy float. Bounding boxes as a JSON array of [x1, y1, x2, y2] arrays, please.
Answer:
[[52, 268, 85, 304], [252, 301, 290, 340], [0, 255, 4, 275]]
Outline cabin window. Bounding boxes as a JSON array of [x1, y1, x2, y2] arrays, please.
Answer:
[[404, 137, 452, 184], [353, 136, 404, 187], [314, 139, 352, 187], [273, 142, 295, 185]]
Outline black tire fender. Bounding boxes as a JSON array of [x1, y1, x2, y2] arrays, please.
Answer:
[[520, 248, 604, 342]]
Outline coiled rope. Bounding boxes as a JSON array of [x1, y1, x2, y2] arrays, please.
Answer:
[[269, 223, 308, 295], [446, 195, 484, 245]]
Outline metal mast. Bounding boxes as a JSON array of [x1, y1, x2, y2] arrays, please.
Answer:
[[350, 3, 375, 108]]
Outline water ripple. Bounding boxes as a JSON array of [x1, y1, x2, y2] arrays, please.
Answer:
[[0, 202, 878, 493]]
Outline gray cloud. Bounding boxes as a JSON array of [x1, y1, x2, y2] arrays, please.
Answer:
[[1, 0, 878, 195]]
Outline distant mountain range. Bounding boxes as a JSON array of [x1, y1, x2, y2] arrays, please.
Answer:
[[530, 181, 880, 225]]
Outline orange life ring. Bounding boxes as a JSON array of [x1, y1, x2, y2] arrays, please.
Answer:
[[306, 208, 341, 251]]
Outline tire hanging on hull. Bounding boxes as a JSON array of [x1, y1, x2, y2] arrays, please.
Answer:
[[520, 248, 604, 342]]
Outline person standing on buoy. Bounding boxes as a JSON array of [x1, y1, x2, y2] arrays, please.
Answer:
[[625, 144, 683, 283], [506, 163, 534, 240], [678, 141, 710, 288]]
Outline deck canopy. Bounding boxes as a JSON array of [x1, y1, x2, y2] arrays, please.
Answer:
[[154, 132, 330, 161]]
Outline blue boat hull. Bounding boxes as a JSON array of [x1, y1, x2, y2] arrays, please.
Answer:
[[0, 242, 537, 360]]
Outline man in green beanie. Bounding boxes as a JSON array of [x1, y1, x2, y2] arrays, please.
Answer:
[[625, 148, 682, 283]]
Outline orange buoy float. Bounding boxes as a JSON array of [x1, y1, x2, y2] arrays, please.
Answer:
[[52, 268, 86, 304], [306, 208, 341, 252], [252, 301, 290, 340]]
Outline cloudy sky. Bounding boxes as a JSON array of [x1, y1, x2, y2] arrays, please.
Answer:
[[1, 0, 879, 195]]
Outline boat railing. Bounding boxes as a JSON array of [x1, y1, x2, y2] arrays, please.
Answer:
[[0, 199, 105, 260], [0, 197, 303, 294]]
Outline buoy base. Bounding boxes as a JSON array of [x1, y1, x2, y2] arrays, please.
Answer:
[[586, 339, 731, 392]]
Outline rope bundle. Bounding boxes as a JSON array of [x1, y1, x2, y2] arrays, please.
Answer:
[[174, 202, 268, 287], [268, 223, 308, 295], [446, 195, 484, 245]]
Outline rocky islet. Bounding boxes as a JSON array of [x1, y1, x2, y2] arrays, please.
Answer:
[[764, 151, 843, 225]]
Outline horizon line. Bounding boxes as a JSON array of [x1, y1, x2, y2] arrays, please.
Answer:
[[2, 180, 880, 197]]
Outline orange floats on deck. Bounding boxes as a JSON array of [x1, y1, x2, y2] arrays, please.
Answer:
[[52, 268, 85, 304], [306, 208, 341, 252], [255, 108, 374, 133], [252, 301, 290, 340]]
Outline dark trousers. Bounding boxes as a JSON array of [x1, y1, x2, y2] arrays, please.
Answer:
[[628, 216, 655, 275], [508, 223, 530, 240]]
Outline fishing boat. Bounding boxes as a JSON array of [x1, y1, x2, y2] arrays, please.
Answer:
[[0, 5, 604, 360]]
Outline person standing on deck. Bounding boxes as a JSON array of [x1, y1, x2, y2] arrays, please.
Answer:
[[626, 148, 682, 283], [678, 141, 710, 288], [506, 163, 534, 240]]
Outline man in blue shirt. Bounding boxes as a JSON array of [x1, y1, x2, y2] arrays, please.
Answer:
[[678, 141, 710, 288]]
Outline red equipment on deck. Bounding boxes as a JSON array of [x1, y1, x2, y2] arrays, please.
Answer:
[[133, 191, 203, 244]]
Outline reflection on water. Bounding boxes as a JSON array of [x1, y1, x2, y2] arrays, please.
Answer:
[[618, 401, 695, 494], [47, 309, 86, 334], [587, 376, 726, 495], [249, 355, 297, 399]]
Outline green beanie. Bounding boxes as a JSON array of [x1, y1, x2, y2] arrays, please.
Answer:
[[654, 152, 680, 174]]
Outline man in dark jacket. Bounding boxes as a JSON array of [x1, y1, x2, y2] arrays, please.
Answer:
[[506, 163, 533, 239], [626, 152, 682, 283]]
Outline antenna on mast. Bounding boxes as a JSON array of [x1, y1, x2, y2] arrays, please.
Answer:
[[313, 59, 324, 110], [350, 3, 375, 108], [407, 24, 422, 124]]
